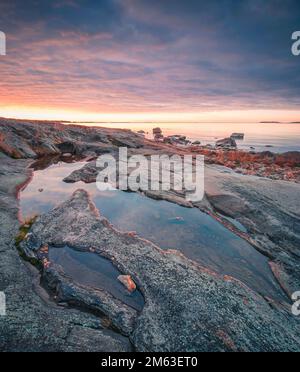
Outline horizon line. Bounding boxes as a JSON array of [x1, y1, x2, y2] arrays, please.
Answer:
[[1, 116, 300, 125]]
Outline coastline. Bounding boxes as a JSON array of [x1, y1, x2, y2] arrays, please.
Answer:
[[0, 118, 300, 351]]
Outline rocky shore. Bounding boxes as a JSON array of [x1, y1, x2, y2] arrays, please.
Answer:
[[18, 189, 300, 351], [0, 118, 300, 351], [194, 147, 300, 182]]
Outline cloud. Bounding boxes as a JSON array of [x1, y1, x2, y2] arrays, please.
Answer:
[[0, 0, 300, 113]]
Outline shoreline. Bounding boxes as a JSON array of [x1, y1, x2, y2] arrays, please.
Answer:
[[0, 118, 300, 351]]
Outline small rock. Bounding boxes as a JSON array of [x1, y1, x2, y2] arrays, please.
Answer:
[[153, 127, 162, 135], [118, 275, 136, 293], [231, 133, 244, 140], [127, 231, 137, 238], [154, 133, 164, 142], [168, 216, 185, 224], [38, 188, 44, 193], [216, 137, 237, 149], [42, 258, 51, 269], [25, 233, 32, 240]]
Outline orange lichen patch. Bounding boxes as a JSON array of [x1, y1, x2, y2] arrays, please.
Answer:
[[188, 147, 300, 183], [216, 330, 237, 351], [127, 231, 137, 238], [118, 275, 136, 293], [224, 275, 234, 282]]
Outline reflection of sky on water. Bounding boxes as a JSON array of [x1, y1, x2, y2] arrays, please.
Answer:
[[49, 246, 144, 312], [20, 161, 287, 302]]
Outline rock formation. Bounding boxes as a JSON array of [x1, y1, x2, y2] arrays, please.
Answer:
[[19, 189, 300, 352]]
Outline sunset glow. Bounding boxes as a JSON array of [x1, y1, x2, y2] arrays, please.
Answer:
[[1, 1, 300, 354], [1, 107, 300, 124], [1, 1, 300, 124]]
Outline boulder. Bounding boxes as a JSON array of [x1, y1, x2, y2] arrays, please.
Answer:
[[216, 137, 237, 149], [153, 127, 162, 135]]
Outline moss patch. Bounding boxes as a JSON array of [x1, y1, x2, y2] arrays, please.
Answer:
[[15, 216, 42, 269]]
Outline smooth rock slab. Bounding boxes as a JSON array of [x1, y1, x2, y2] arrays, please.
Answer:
[[22, 189, 300, 352]]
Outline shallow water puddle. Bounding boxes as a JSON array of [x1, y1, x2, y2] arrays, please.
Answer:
[[49, 246, 144, 312], [20, 159, 287, 302]]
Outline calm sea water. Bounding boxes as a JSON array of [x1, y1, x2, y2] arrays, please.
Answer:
[[77, 122, 300, 153]]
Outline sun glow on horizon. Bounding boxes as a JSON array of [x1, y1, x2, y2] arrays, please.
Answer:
[[1, 106, 300, 124]]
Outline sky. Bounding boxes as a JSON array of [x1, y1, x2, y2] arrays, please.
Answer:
[[0, 0, 300, 122]]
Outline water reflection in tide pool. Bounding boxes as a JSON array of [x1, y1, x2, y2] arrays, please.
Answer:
[[49, 246, 144, 311], [20, 160, 287, 302]]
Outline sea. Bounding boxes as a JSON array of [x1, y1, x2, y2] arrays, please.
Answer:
[[75, 122, 300, 154]]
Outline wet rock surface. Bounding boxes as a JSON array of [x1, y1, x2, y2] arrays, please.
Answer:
[[19, 190, 300, 351], [0, 153, 132, 352]]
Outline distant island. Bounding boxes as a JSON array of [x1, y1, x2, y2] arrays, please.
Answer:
[[259, 121, 300, 124]]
